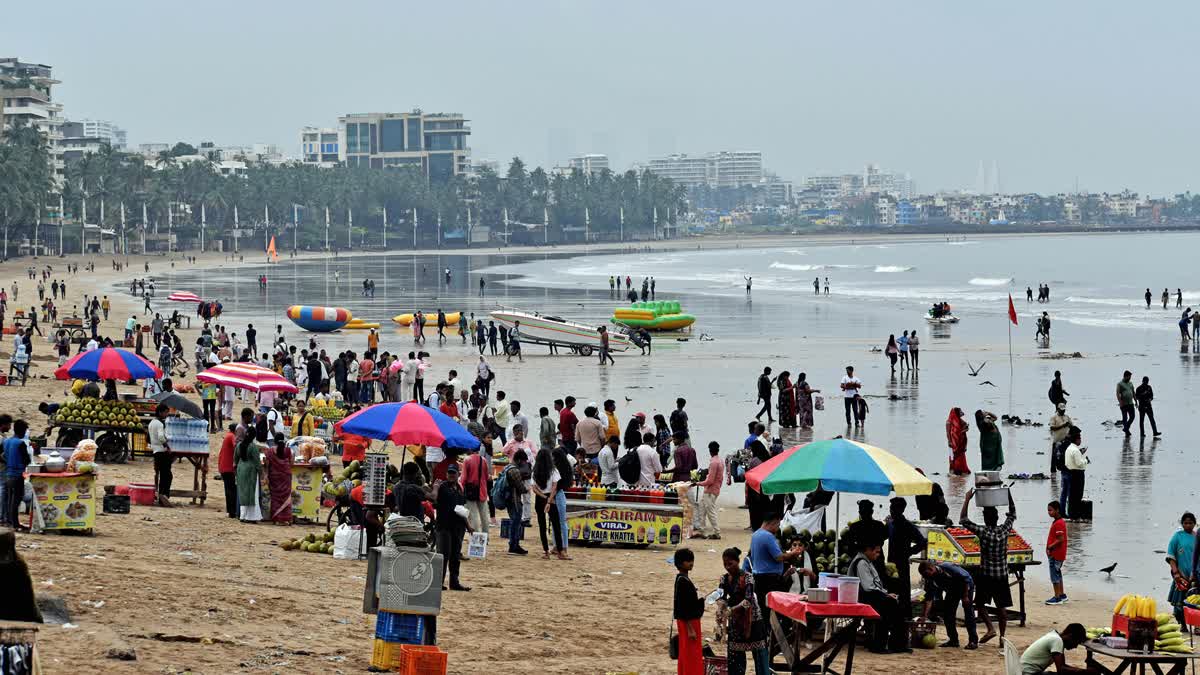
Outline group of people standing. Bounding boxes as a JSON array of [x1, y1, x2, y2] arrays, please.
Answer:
[[883, 330, 920, 373], [754, 367, 818, 429]]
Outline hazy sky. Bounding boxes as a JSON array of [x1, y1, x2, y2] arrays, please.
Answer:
[[4, 2, 1198, 194]]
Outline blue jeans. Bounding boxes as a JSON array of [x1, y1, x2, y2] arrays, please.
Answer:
[[554, 489, 568, 550], [508, 500, 525, 551], [1048, 558, 1063, 585], [360, 381, 374, 403], [726, 648, 771, 675], [1058, 470, 1071, 518]]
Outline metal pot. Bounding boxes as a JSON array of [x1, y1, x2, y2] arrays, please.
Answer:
[[43, 451, 67, 473]]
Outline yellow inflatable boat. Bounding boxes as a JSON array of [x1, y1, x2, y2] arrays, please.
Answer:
[[392, 311, 461, 326]]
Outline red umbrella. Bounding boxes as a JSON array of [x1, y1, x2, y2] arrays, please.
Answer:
[[168, 291, 202, 303], [196, 362, 297, 393]]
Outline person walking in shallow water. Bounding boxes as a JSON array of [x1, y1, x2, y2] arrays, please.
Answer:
[[814, 277, 821, 295], [1163, 288, 1170, 309], [1177, 289, 1184, 309], [744, 276, 752, 295], [1145, 288, 1152, 309]]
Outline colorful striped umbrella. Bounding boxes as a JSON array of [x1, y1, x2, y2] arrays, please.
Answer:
[[196, 362, 298, 393], [54, 348, 163, 381], [746, 438, 932, 497], [335, 402, 479, 450], [168, 291, 202, 303]]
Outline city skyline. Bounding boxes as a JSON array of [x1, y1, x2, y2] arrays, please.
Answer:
[[3, 2, 1198, 195]]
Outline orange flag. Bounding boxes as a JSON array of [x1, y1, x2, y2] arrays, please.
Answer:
[[267, 236, 278, 262]]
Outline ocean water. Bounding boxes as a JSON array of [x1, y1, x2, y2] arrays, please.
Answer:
[[150, 232, 1200, 594]]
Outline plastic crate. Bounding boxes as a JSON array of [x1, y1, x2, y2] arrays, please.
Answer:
[[370, 639, 404, 671], [399, 645, 447, 675], [375, 611, 425, 644], [103, 494, 130, 514]]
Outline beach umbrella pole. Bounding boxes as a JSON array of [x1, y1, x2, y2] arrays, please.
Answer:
[[835, 491, 840, 565]]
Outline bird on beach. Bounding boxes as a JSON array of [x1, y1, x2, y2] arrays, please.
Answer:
[[979, 380, 997, 387], [967, 360, 987, 376], [1099, 563, 1118, 576]]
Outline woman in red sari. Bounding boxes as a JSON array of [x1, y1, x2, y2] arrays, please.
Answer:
[[776, 371, 797, 428], [266, 432, 294, 524], [945, 407, 971, 475]]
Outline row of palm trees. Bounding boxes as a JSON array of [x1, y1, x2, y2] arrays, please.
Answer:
[[0, 131, 688, 255]]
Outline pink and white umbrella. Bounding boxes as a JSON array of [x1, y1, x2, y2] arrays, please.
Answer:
[[196, 362, 298, 393], [168, 291, 202, 303]]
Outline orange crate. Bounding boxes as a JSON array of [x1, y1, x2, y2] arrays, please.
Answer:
[[399, 644, 447, 675], [370, 639, 404, 672]]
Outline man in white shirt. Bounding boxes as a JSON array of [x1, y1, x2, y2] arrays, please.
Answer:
[[839, 365, 862, 426], [598, 435, 623, 487], [446, 370, 462, 400], [575, 404, 607, 460], [508, 400, 529, 440], [148, 403, 173, 507], [266, 401, 287, 438], [1062, 426, 1088, 519], [635, 434, 664, 487], [85, 337, 99, 352]]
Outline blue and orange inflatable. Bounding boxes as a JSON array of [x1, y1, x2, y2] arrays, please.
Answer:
[[286, 306, 352, 332]]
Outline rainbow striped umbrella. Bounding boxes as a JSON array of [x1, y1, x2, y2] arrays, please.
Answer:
[[335, 402, 479, 450], [746, 438, 932, 497], [54, 348, 163, 381], [196, 362, 298, 393]]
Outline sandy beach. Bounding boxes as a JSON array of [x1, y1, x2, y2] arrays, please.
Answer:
[[0, 240, 1134, 674]]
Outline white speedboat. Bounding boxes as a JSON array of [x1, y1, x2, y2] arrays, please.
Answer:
[[490, 309, 630, 356], [926, 313, 960, 324]]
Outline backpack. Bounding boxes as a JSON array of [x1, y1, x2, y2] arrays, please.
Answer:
[[254, 413, 269, 443], [490, 469, 510, 510], [618, 448, 642, 485]]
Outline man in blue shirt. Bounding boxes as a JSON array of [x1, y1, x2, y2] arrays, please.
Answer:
[[748, 513, 804, 619], [3, 420, 30, 529], [918, 560, 979, 649]]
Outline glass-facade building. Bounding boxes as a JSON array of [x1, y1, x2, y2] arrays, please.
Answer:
[[335, 111, 470, 180]]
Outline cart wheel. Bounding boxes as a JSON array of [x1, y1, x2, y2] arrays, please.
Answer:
[[96, 432, 129, 464], [56, 428, 84, 449], [578, 345, 593, 357]]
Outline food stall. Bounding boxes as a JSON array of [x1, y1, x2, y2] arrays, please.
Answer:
[[560, 483, 689, 546], [288, 436, 330, 522], [46, 397, 146, 463], [920, 524, 1038, 625], [28, 448, 99, 535]]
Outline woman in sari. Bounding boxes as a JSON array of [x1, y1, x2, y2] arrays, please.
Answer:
[[946, 407, 971, 475], [776, 371, 797, 428], [266, 432, 293, 525], [235, 432, 263, 523], [975, 409, 1004, 471], [795, 372, 818, 429], [720, 547, 770, 675]]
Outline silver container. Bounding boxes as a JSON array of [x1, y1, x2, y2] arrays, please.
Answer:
[[975, 486, 1010, 508], [806, 587, 833, 603], [975, 471, 1002, 487]]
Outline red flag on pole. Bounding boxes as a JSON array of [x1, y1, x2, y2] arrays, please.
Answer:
[[1008, 294, 1018, 325]]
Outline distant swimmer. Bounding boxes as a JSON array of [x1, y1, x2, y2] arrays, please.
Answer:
[[1026, 286, 1033, 303], [1145, 288, 1152, 309], [1163, 288, 1170, 309], [813, 277, 820, 295], [1178, 288, 1184, 309], [744, 276, 752, 294]]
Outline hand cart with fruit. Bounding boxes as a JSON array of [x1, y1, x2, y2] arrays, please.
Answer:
[[45, 399, 147, 464], [918, 524, 1040, 627]]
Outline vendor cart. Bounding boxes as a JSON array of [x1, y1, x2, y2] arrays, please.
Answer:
[[28, 470, 97, 535], [919, 524, 1040, 626], [166, 418, 210, 505], [561, 484, 688, 546], [45, 421, 144, 464], [291, 461, 327, 522]]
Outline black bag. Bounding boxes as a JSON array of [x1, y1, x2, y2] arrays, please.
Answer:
[[668, 621, 679, 660], [618, 448, 641, 485], [254, 414, 269, 443]]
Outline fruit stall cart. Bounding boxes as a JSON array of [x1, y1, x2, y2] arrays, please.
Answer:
[[560, 483, 688, 546], [920, 525, 1039, 626], [28, 470, 97, 535], [288, 437, 332, 523], [45, 399, 147, 464]]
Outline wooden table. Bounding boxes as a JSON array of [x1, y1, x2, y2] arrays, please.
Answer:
[[168, 449, 209, 505], [767, 592, 880, 675], [958, 561, 1040, 627], [1085, 641, 1200, 675]]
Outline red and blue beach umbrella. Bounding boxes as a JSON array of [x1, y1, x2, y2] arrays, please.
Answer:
[[54, 347, 163, 381], [335, 402, 479, 450]]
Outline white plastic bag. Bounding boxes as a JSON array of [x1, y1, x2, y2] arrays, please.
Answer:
[[333, 523, 364, 560]]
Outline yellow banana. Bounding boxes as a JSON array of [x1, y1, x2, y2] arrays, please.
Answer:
[[1114, 594, 1130, 615]]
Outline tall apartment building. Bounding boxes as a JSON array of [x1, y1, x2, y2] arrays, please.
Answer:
[[568, 153, 610, 175], [300, 127, 340, 166], [60, 119, 128, 163], [863, 163, 914, 199], [73, 119, 126, 149], [804, 174, 864, 201], [647, 151, 763, 188], [337, 110, 470, 181], [0, 57, 65, 179]]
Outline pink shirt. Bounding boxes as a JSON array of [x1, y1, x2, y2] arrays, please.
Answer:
[[502, 438, 537, 463], [700, 455, 724, 496]]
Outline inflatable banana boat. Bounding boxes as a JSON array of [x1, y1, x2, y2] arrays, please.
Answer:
[[392, 311, 461, 326]]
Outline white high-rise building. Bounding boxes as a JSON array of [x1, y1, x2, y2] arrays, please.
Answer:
[[567, 153, 609, 175], [647, 151, 763, 188], [0, 57, 65, 179], [73, 119, 126, 149]]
